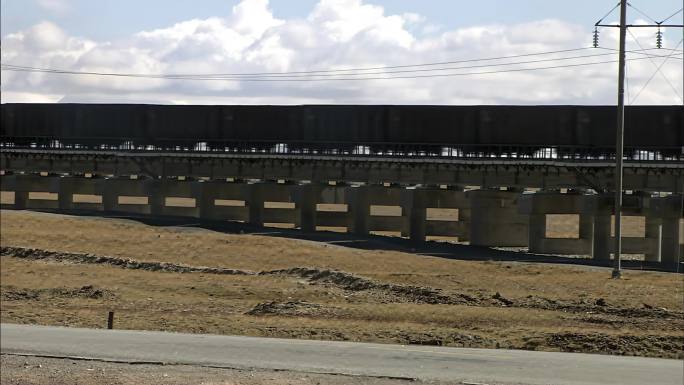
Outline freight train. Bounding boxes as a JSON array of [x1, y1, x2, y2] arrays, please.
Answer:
[[1, 104, 682, 158]]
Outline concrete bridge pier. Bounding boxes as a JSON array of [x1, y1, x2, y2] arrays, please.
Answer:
[[346, 185, 370, 236], [295, 183, 321, 232], [650, 195, 683, 269], [582, 194, 613, 262], [143, 179, 166, 217], [247, 182, 265, 227], [98, 178, 118, 212], [457, 207, 471, 242], [519, 191, 592, 255], [192, 180, 218, 220], [662, 217, 682, 269], [401, 187, 428, 242], [579, 214, 594, 249], [57, 176, 74, 211], [527, 212, 546, 253], [644, 216, 663, 263], [468, 189, 528, 247]]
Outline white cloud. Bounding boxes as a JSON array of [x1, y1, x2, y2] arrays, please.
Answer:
[[1, 0, 682, 105], [24, 21, 68, 51], [36, 0, 70, 14]]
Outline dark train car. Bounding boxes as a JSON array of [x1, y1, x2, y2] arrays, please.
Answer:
[[1, 103, 66, 144], [231, 105, 302, 144], [573, 106, 613, 148], [383, 105, 476, 154], [300, 105, 389, 153], [393, 105, 460, 144], [305, 105, 391, 144], [624, 105, 682, 147], [76, 104, 148, 146], [475, 106, 569, 146], [626, 105, 683, 158], [144, 106, 210, 142], [1, 103, 681, 158], [302, 105, 354, 143]]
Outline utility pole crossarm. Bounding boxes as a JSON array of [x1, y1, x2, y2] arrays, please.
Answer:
[[595, 24, 684, 28]]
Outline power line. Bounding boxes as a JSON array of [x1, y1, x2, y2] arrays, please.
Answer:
[[626, 29, 683, 104], [631, 38, 684, 103], [1, 51, 629, 79], [626, 2, 657, 24], [660, 8, 683, 24], [595, 2, 621, 25], [2, 47, 599, 78], [598, 46, 684, 55], [4, 47, 678, 81], [2, 54, 681, 82]]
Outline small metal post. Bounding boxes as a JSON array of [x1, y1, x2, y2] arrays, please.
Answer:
[[107, 311, 114, 329]]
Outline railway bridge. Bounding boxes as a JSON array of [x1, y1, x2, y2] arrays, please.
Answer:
[[1, 104, 682, 269]]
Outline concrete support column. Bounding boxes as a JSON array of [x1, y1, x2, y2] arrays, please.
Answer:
[[193, 181, 216, 220], [644, 216, 662, 262], [650, 195, 683, 270], [295, 184, 319, 232], [468, 189, 528, 247], [346, 185, 370, 235], [401, 188, 427, 242], [579, 214, 594, 255], [592, 214, 611, 261], [15, 189, 28, 209], [457, 208, 471, 241], [57, 176, 74, 211], [143, 179, 164, 216], [527, 214, 546, 253], [579, 214, 593, 241], [247, 183, 265, 227], [661, 217, 681, 269], [98, 178, 118, 212], [582, 194, 612, 261]]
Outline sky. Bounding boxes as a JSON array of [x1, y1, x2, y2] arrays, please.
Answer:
[[1, 0, 682, 105]]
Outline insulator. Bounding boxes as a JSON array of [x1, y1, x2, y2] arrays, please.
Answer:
[[655, 27, 663, 49], [593, 27, 600, 48]]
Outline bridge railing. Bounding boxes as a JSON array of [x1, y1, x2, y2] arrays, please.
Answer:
[[1, 137, 682, 163]]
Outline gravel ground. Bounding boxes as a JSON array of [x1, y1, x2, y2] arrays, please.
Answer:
[[1, 354, 456, 385]]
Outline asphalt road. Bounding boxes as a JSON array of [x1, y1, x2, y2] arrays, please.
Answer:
[[1, 324, 682, 385]]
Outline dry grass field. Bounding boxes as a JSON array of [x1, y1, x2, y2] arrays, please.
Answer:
[[1, 210, 682, 359]]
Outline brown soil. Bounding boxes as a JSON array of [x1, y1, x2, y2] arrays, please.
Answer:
[[1, 210, 683, 359], [1, 355, 426, 385]]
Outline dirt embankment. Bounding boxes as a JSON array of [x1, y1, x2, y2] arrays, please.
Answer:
[[2, 285, 114, 301], [3, 246, 681, 321], [3, 245, 683, 358], [263, 267, 461, 305], [1, 246, 255, 275]]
